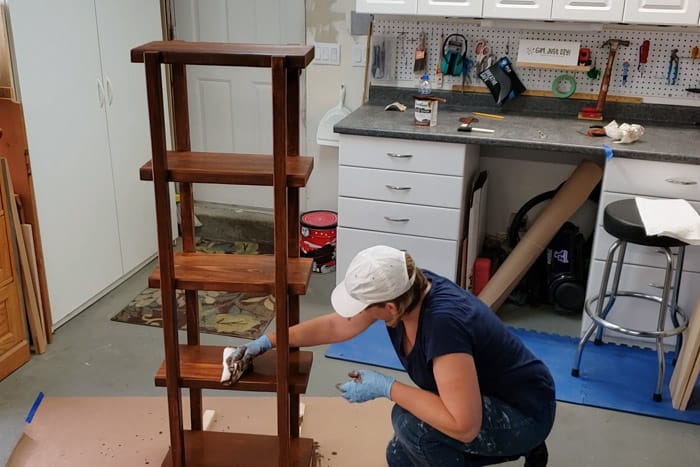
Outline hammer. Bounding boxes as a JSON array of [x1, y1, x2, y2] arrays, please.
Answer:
[[579, 39, 630, 121]]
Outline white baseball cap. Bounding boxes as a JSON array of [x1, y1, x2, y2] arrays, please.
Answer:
[[331, 245, 416, 318]]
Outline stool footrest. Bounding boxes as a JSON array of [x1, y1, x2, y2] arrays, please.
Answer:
[[585, 291, 688, 339]]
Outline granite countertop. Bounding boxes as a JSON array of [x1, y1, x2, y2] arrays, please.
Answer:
[[334, 88, 700, 164]]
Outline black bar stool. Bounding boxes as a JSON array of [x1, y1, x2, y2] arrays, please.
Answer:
[[572, 198, 689, 402]]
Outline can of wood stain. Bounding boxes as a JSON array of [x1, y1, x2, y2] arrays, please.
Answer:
[[300, 210, 337, 273]]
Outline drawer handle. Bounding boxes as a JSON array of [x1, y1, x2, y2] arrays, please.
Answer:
[[384, 216, 410, 223], [665, 177, 697, 186], [655, 249, 678, 256], [648, 283, 675, 290], [385, 184, 412, 191], [386, 152, 413, 158]]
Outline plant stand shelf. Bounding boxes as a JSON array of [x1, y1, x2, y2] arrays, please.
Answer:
[[132, 39, 315, 467]]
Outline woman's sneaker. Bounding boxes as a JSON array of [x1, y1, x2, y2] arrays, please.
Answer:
[[524, 442, 548, 467]]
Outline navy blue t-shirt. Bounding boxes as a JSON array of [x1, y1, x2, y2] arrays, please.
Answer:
[[387, 270, 555, 417]]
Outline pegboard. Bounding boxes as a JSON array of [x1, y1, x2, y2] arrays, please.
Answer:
[[370, 18, 700, 105]]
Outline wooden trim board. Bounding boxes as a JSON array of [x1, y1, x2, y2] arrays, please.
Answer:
[[670, 294, 700, 410], [450, 85, 643, 104]]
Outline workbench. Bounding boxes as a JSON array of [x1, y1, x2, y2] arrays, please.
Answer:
[[333, 88, 700, 346]]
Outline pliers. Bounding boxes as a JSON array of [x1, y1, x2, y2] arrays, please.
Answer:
[[668, 49, 679, 85]]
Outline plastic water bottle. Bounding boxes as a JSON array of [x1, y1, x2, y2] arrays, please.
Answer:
[[418, 74, 431, 95]]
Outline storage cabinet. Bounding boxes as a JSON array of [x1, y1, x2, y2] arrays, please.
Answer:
[[416, 0, 483, 16], [9, 0, 167, 326], [623, 0, 700, 25], [551, 0, 624, 22], [482, 0, 553, 20], [584, 157, 700, 347], [365, 0, 700, 24], [337, 134, 479, 281], [357, 0, 418, 14], [133, 40, 315, 466]]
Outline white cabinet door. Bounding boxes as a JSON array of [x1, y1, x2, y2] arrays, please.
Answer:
[[551, 0, 624, 22], [482, 0, 553, 19], [416, 0, 483, 16], [94, 0, 161, 273], [9, 0, 123, 325], [623, 0, 700, 25], [356, 0, 418, 14]]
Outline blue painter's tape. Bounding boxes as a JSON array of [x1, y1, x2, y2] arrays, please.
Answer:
[[25, 391, 44, 423], [603, 144, 614, 160]]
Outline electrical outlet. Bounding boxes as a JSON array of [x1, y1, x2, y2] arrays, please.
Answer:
[[352, 43, 366, 67], [314, 43, 340, 66]]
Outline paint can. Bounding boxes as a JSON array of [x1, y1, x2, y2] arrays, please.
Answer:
[[414, 96, 438, 127], [300, 210, 337, 273]]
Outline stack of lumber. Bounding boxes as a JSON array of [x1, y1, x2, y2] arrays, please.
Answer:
[[1, 158, 49, 354], [670, 297, 700, 410]]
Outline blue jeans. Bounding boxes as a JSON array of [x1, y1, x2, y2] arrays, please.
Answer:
[[386, 396, 556, 467]]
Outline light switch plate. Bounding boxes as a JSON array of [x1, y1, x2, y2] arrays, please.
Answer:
[[314, 43, 340, 66]]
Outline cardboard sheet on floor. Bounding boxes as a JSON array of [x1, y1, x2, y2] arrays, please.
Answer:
[[7, 396, 393, 467]]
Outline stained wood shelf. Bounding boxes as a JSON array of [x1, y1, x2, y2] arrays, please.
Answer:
[[148, 253, 313, 295], [133, 38, 314, 467], [131, 40, 314, 68], [155, 346, 313, 392], [139, 151, 314, 186], [160, 430, 314, 467]]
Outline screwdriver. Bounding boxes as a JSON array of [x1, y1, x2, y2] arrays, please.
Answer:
[[638, 39, 650, 76]]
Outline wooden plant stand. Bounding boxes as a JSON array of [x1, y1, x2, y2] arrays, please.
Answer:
[[131, 41, 315, 467]]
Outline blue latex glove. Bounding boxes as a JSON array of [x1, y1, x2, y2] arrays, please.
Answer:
[[244, 335, 272, 359], [338, 369, 395, 403]]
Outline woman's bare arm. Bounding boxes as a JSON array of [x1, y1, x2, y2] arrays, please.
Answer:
[[388, 353, 483, 443], [267, 310, 376, 348]]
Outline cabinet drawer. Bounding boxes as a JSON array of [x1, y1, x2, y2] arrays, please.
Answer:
[[604, 158, 700, 201], [339, 134, 467, 176], [336, 227, 458, 282], [584, 260, 700, 346], [338, 197, 461, 240], [339, 166, 464, 208], [593, 227, 700, 274], [551, 0, 624, 22], [482, 0, 553, 20], [593, 192, 700, 272]]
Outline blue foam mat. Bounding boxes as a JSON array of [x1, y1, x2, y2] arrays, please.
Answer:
[[325, 321, 700, 424]]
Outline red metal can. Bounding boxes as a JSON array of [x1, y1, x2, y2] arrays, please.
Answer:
[[300, 210, 338, 273]]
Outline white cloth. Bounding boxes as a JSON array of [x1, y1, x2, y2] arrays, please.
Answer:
[[635, 197, 700, 245]]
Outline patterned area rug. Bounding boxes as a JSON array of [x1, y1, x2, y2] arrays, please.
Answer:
[[111, 239, 275, 339]]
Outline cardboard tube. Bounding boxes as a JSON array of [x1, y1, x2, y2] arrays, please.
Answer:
[[478, 160, 603, 312]]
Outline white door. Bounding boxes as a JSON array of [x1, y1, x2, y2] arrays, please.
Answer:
[[417, 0, 483, 16], [482, 0, 553, 19], [9, 0, 123, 324], [94, 0, 161, 273], [623, 0, 700, 25], [551, 0, 624, 22], [173, 0, 305, 209], [357, 0, 418, 14]]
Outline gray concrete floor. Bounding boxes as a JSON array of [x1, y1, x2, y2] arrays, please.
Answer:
[[1, 260, 700, 466]]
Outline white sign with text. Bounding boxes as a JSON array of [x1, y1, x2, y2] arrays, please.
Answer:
[[517, 39, 579, 66]]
